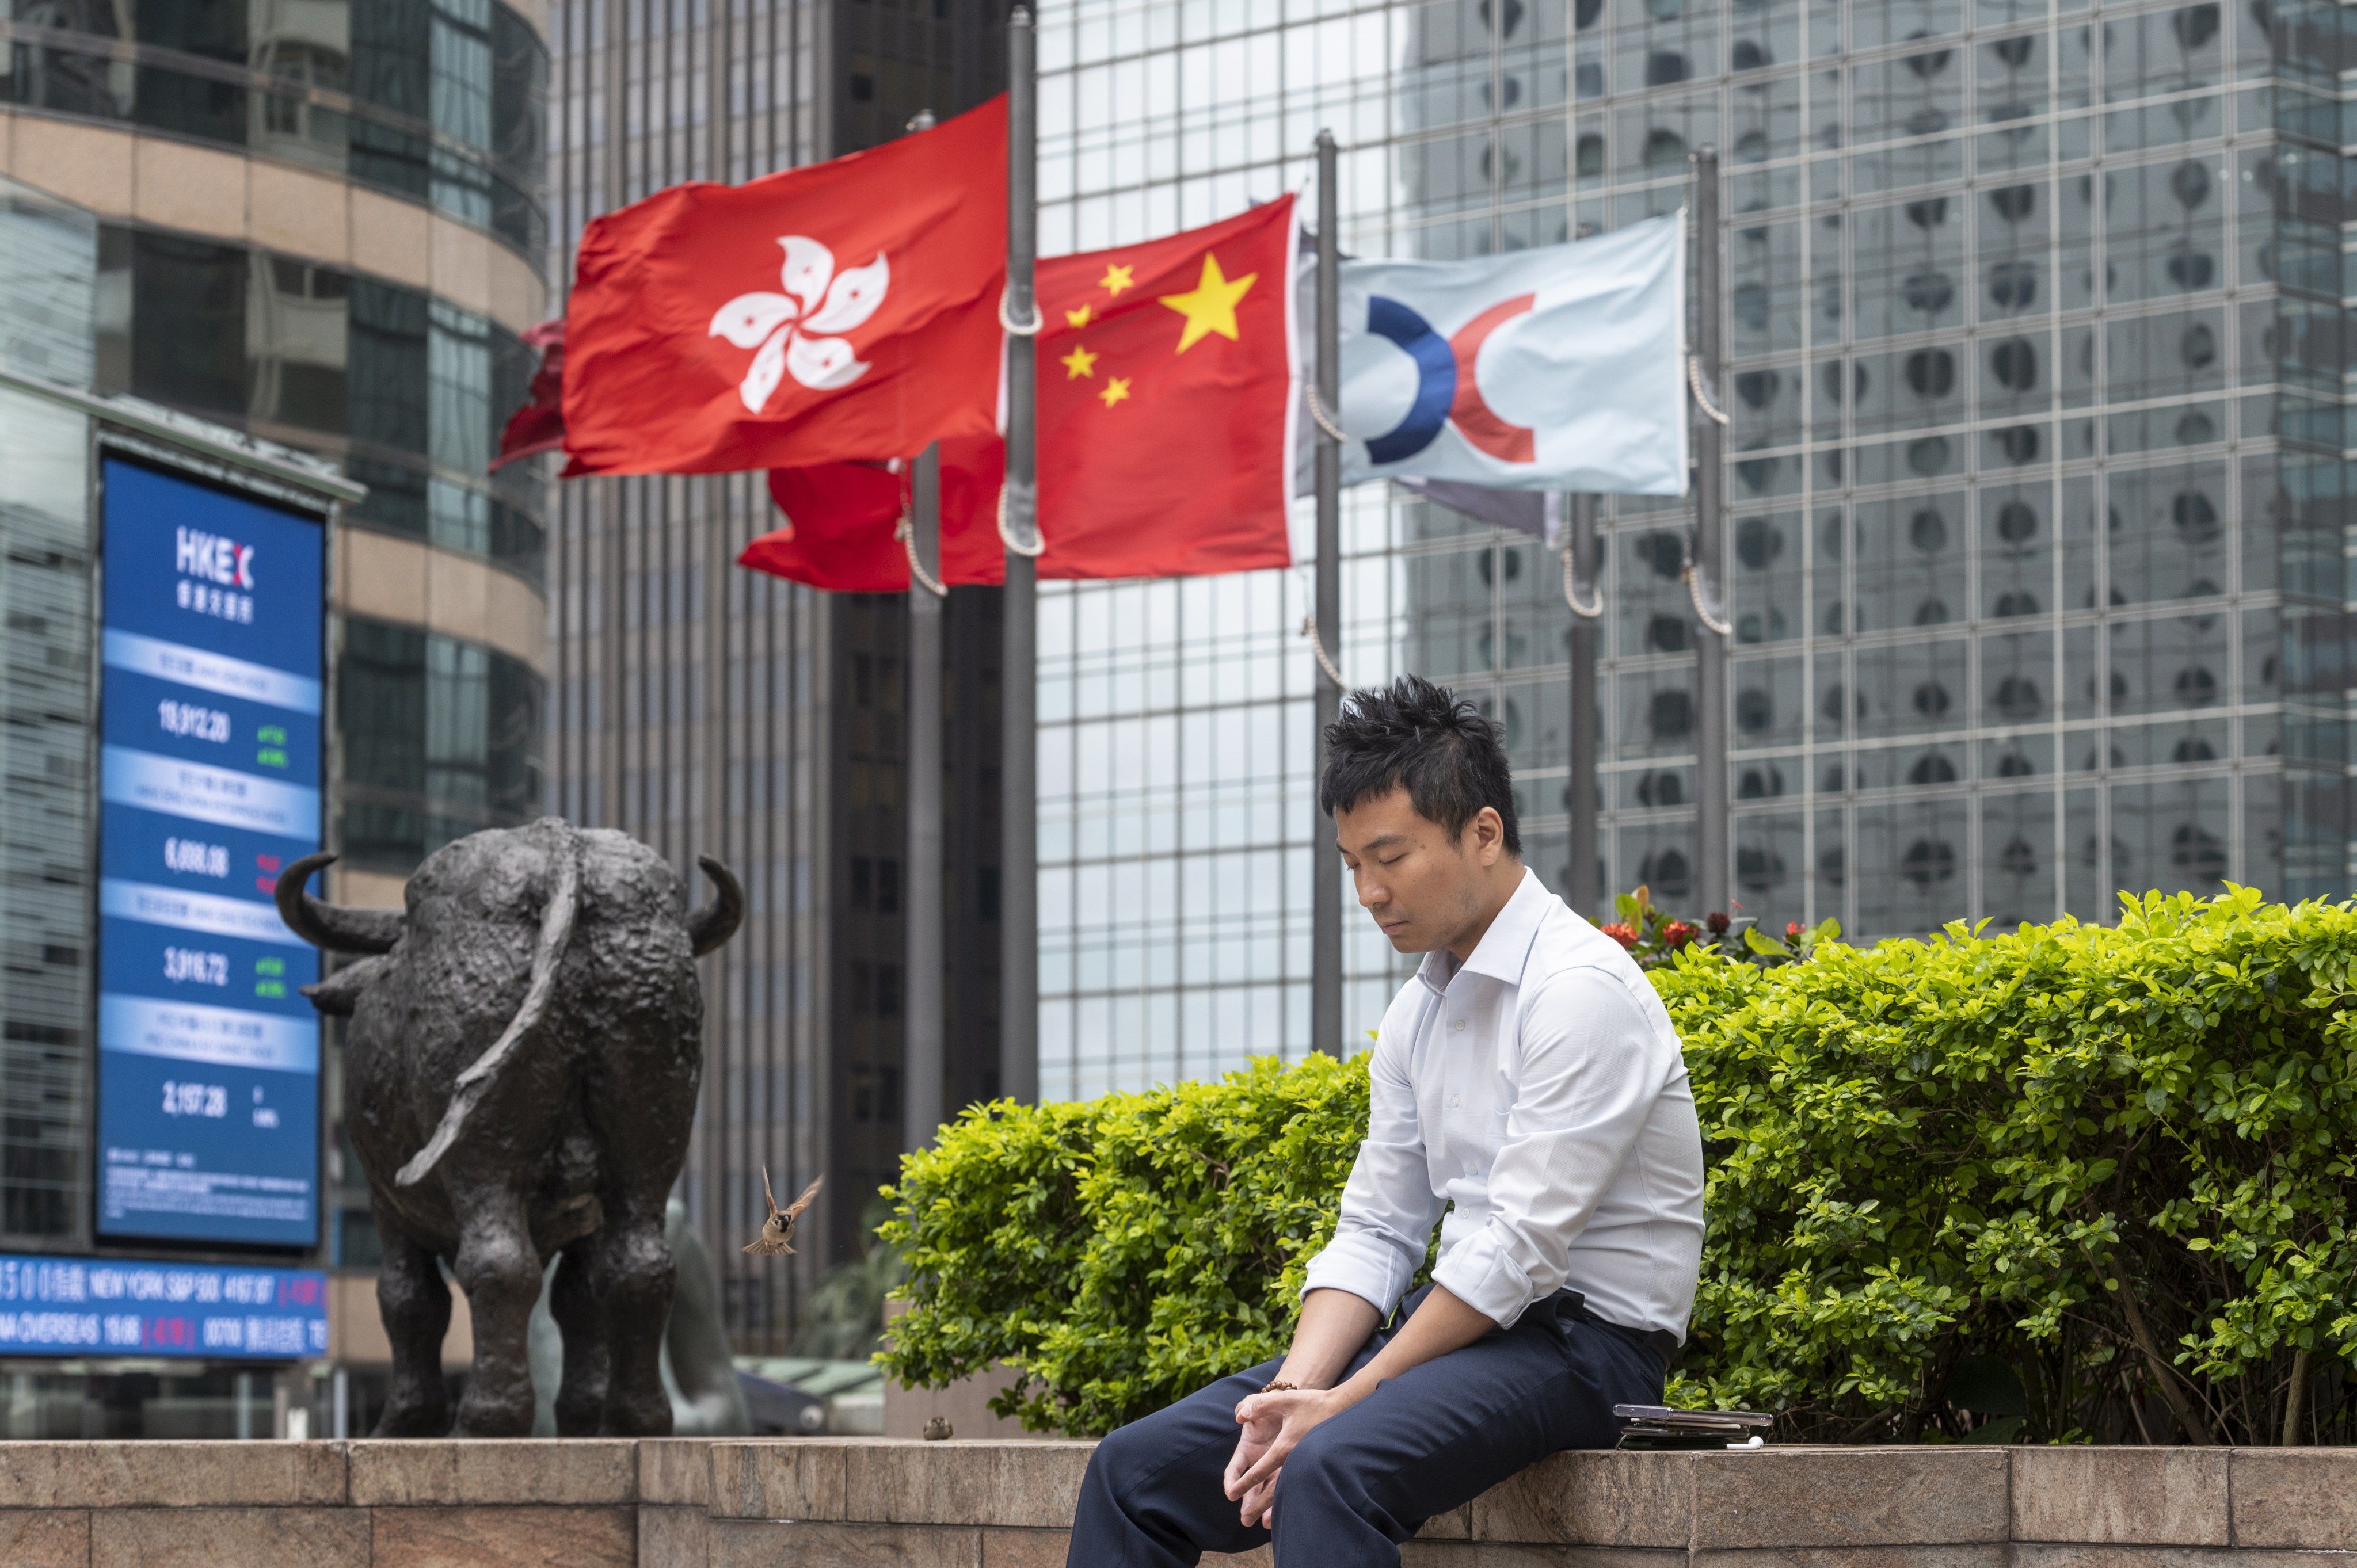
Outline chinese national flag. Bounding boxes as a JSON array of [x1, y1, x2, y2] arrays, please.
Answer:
[[1029, 196, 1296, 578], [560, 98, 1006, 476]]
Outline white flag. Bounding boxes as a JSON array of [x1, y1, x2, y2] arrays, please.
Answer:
[[1334, 214, 1687, 495]]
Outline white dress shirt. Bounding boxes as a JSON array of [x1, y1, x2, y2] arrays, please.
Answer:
[[1301, 868, 1706, 1337]]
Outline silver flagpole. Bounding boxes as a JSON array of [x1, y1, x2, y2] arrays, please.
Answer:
[[1567, 492, 1601, 917], [1001, 12, 1040, 1103], [1691, 145, 1729, 920], [904, 109, 945, 1150], [906, 438, 944, 1148], [1311, 129, 1342, 1058]]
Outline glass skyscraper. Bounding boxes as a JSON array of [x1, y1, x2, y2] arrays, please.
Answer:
[[542, 0, 1008, 1348], [1034, 0, 2350, 1097]]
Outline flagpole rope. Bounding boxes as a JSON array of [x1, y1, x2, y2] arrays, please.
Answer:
[[1300, 615, 1353, 690], [894, 509, 948, 598], [999, 288, 1042, 335], [1563, 548, 1603, 620], [1304, 383, 1347, 443], [1681, 563, 1734, 638], [997, 485, 1045, 558], [1688, 354, 1730, 426]]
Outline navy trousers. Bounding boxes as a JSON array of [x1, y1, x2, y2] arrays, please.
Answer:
[[1065, 1289, 1665, 1567]]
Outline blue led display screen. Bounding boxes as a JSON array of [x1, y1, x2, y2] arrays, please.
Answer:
[[0, 1252, 327, 1359], [96, 460, 325, 1248]]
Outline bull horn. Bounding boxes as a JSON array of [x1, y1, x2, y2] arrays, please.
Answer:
[[274, 853, 402, 955], [687, 855, 744, 956]]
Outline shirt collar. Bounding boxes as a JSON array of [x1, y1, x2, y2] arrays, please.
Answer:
[[1414, 867, 1552, 994]]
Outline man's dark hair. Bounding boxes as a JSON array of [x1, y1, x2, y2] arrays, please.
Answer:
[[1318, 675, 1520, 856]]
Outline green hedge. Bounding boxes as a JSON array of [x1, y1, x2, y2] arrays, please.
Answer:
[[877, 1052, 1374, 1436], [879, 888, 2356, 1443]]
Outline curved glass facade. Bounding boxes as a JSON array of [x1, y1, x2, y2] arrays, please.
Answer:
[[3, 0, 548, 255], [340, 615, 545, 872], [1, 182, 100, 1245], [0, 380, 94, 1242], [90, 223, 546, 584]]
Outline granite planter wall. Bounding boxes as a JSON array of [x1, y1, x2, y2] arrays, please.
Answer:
[[0, 1437, 2347, 1566], [0, 1439, 656, 1568], [691, 1440, 2357, 1566]]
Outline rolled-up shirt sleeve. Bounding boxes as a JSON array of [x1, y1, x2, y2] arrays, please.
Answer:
[[1301, 1022, 1441, 1318], [1431, 968, 1665, 1329]]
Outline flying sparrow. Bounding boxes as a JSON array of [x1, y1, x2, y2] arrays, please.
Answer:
[[744, 1167, 823, 1255]]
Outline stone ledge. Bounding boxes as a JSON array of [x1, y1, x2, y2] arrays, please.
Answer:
[[707, 1436, 1098, 1528], [690, 1440, 2356, 1561], [0, 1509, 90, 1568], [0, 1441, 348, 1508], [1472, 1449, 1695, 1547], [348, 1438, 638, 1506], [2012, 1446, 2229, 1546], [89, 1505, 370, 1568], [639, 1502, 710, 1568], [639, 1438, 718, 1506], [2009, 1551, 2357, 1568], [1693, 1447, 2009, 1548], [1, 1437, 2351, 1564], [370, 1502, 635, 1568], [2225, 1449, 2357, 1550]]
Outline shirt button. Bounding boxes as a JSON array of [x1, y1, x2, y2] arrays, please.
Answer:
[[1450, 1095, 1461, 1108], [1451, 1019, 1467, 1032]]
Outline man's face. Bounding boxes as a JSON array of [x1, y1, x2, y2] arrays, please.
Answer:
[[1334, 785, 1506, 955]]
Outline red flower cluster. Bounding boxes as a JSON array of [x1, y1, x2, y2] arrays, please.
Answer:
[[1600, 922, 1639, 949], [1661, 920, 1696, 947]]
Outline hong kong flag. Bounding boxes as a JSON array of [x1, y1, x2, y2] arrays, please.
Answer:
[[739, 195, 1298, 589], [560, 97, 1006, 476]]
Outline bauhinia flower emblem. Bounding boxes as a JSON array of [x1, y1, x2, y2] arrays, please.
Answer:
[[709, 236, 890, 412]]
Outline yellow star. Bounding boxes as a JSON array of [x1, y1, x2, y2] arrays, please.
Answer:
[[1060, 344, 1099, 380], [1157, 252, 1258, 354], [1099, 376, 1132, 409], [1099, 264, 1135, 296], [1065, 304, 1093, 327]]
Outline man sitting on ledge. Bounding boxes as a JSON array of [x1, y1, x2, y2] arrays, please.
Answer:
[[1068, 674, 1707, 1567]]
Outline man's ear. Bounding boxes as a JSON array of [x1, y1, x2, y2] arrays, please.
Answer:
[[1469, 806, 1505, 866]]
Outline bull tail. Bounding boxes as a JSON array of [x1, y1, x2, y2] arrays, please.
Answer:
[[395, 840, 582, 1188]]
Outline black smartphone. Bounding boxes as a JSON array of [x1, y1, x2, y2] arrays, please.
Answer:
[[1612, 1403, 1774, 1450]]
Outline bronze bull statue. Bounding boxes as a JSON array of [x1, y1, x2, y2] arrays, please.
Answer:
[[276, 818, 742, 1437]]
